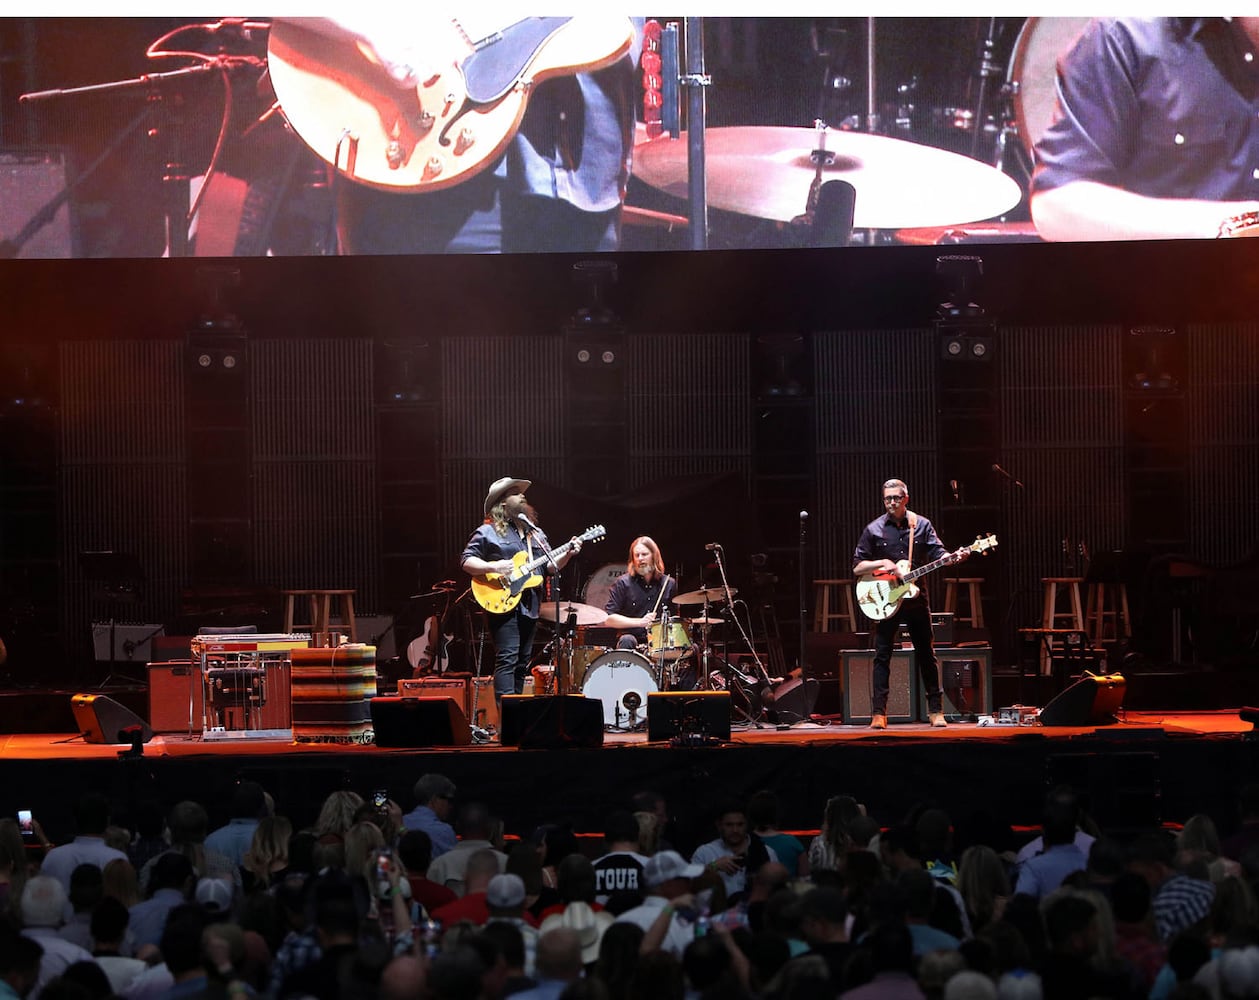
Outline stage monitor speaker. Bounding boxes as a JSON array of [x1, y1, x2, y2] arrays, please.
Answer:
[[842, 650, 916, 724], [916, 648, 994, 721], [71, 694, 153, 745], [646, 692, 731, 742], [500, 695, 604, 749], [1039, 673, 1127, 727], [370, 696, 471, 747], [767, 678, 819, 724]]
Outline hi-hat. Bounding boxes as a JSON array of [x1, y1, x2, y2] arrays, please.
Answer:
[[687, 616, 725, 626], [632, 126, 1022, 230], [673, 586, 736, 605], [538, 602, 608, 626]]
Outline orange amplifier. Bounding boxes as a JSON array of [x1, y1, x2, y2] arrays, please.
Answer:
[[399, 674, 470, 715]]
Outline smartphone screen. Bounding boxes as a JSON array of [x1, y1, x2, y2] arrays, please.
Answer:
[[17, 810, 32, 837], [373, 790, 388, 809]]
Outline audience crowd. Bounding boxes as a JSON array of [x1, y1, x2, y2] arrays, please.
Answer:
[[5, 775, 1259, 1000]]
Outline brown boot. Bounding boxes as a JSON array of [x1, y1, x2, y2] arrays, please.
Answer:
[[929, 712, 948, 728], [870, 713, 887, 730]]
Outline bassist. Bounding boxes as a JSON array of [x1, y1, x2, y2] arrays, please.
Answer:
[[461, 477, 583, 707], [852, 479, 970, 730]]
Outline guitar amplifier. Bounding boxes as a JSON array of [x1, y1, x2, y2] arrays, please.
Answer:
[[923, 648, 993, 721], [842, 650, 917, 725], [398, 675, 471, 721]]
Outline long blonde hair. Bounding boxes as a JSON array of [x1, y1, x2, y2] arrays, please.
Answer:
[[243, 816, 293, 889], [314, 791, 363, 840], [102, 858, 140, 909]]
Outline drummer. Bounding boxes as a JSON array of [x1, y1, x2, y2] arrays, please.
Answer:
[[603, 536, 678, 650]]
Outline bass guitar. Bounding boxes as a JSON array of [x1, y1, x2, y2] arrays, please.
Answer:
[[267, 16, 634, 192], [856, 534, 998, 621], [471, 524, 606, 614]]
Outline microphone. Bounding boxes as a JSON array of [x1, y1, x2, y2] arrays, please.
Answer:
[[991, 464, 1025, 488], [517, 513, 541, 532], [704, 542, 721, 551]]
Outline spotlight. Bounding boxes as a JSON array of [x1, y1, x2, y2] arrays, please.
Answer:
[[601, 350, 616, 364], [222, 355, 237, 369], [197, 354, 213, 368], [575, 348, 592, 364]]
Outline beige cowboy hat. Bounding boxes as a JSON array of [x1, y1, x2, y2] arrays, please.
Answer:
[[484, 477, 531, 515], [538, 901, 614, 964]]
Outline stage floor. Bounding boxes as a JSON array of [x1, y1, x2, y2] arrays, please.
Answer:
[[0, 709, 1251, 761], [2, 707, 1255, 855]]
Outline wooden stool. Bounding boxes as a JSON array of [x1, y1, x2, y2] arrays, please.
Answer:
[[1086, 582, 1132, 644], [282, 589, 358, 646], [813, 579, 858, 633], [1041, 577, 1085, 632], [943, 577, 985, 629]]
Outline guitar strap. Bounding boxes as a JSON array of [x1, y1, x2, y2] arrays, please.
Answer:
[[906, 510, 918, 569]]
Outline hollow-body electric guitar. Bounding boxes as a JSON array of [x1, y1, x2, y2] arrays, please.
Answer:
[[471, 525, 606, 614], [855, 534, 998, 621], [267, 16, 634, 192]]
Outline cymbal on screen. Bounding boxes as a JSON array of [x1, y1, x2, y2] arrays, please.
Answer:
[[632, 126, 1022, 230], [672, 586, 737, 605], [538, 602, 608, 626]]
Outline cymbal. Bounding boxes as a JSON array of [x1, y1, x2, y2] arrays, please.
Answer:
[[538, 602, 608, 626], [632, 127, 1022, 230], [687, 616, 725, 626], [894, 221, 1042, 245], [672, 586, 736, 606]]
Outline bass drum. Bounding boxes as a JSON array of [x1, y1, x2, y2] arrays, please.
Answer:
[[1008, 17, 1093, 160], [581, 650, 658, 731], [581, 563, 624, 617]]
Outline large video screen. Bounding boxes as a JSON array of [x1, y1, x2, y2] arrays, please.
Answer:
[[1, 16, 1248, 257]]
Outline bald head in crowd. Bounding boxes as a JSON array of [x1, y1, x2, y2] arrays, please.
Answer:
[[535, 928, 584, 983]]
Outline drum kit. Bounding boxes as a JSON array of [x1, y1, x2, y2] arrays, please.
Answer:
[[629, 17, 1094, 247], [531, 582, 743, 732]]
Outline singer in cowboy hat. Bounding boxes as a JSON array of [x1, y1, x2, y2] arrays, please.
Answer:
[[461, 478, 584, 709]]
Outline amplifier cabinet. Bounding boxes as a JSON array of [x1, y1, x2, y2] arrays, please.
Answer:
[[399, 675, 472, 721], [842, 650, 916, 725], [148, 661, 203, 733], [926, 647, 993, 721]]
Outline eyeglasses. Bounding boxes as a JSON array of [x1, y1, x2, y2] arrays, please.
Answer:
[[883, 495, 906, 504]]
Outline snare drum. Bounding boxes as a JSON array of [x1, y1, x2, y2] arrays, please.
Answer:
[[647, 620, 691, 660], [581, 650, 658, 730]]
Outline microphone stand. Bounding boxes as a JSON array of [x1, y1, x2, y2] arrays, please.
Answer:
[[522, 524, 570, 695], [21, 62, 230, 257], [799, 511, 809, 682], [710, 545, 768, 727]]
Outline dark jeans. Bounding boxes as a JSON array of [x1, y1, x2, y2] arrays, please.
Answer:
[[338, 173, 621, 254], [872, 597, 943, 716], [490, 608, 538, 700]]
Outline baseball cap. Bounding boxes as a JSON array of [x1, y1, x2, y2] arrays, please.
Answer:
[[486, 872, 526, 909], [642, 850, 704, 888], [195, 877, 233, 914]]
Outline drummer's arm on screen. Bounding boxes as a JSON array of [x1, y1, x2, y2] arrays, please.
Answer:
[[606, 611, 651, 629], [1031, 182, 1259, 241]]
